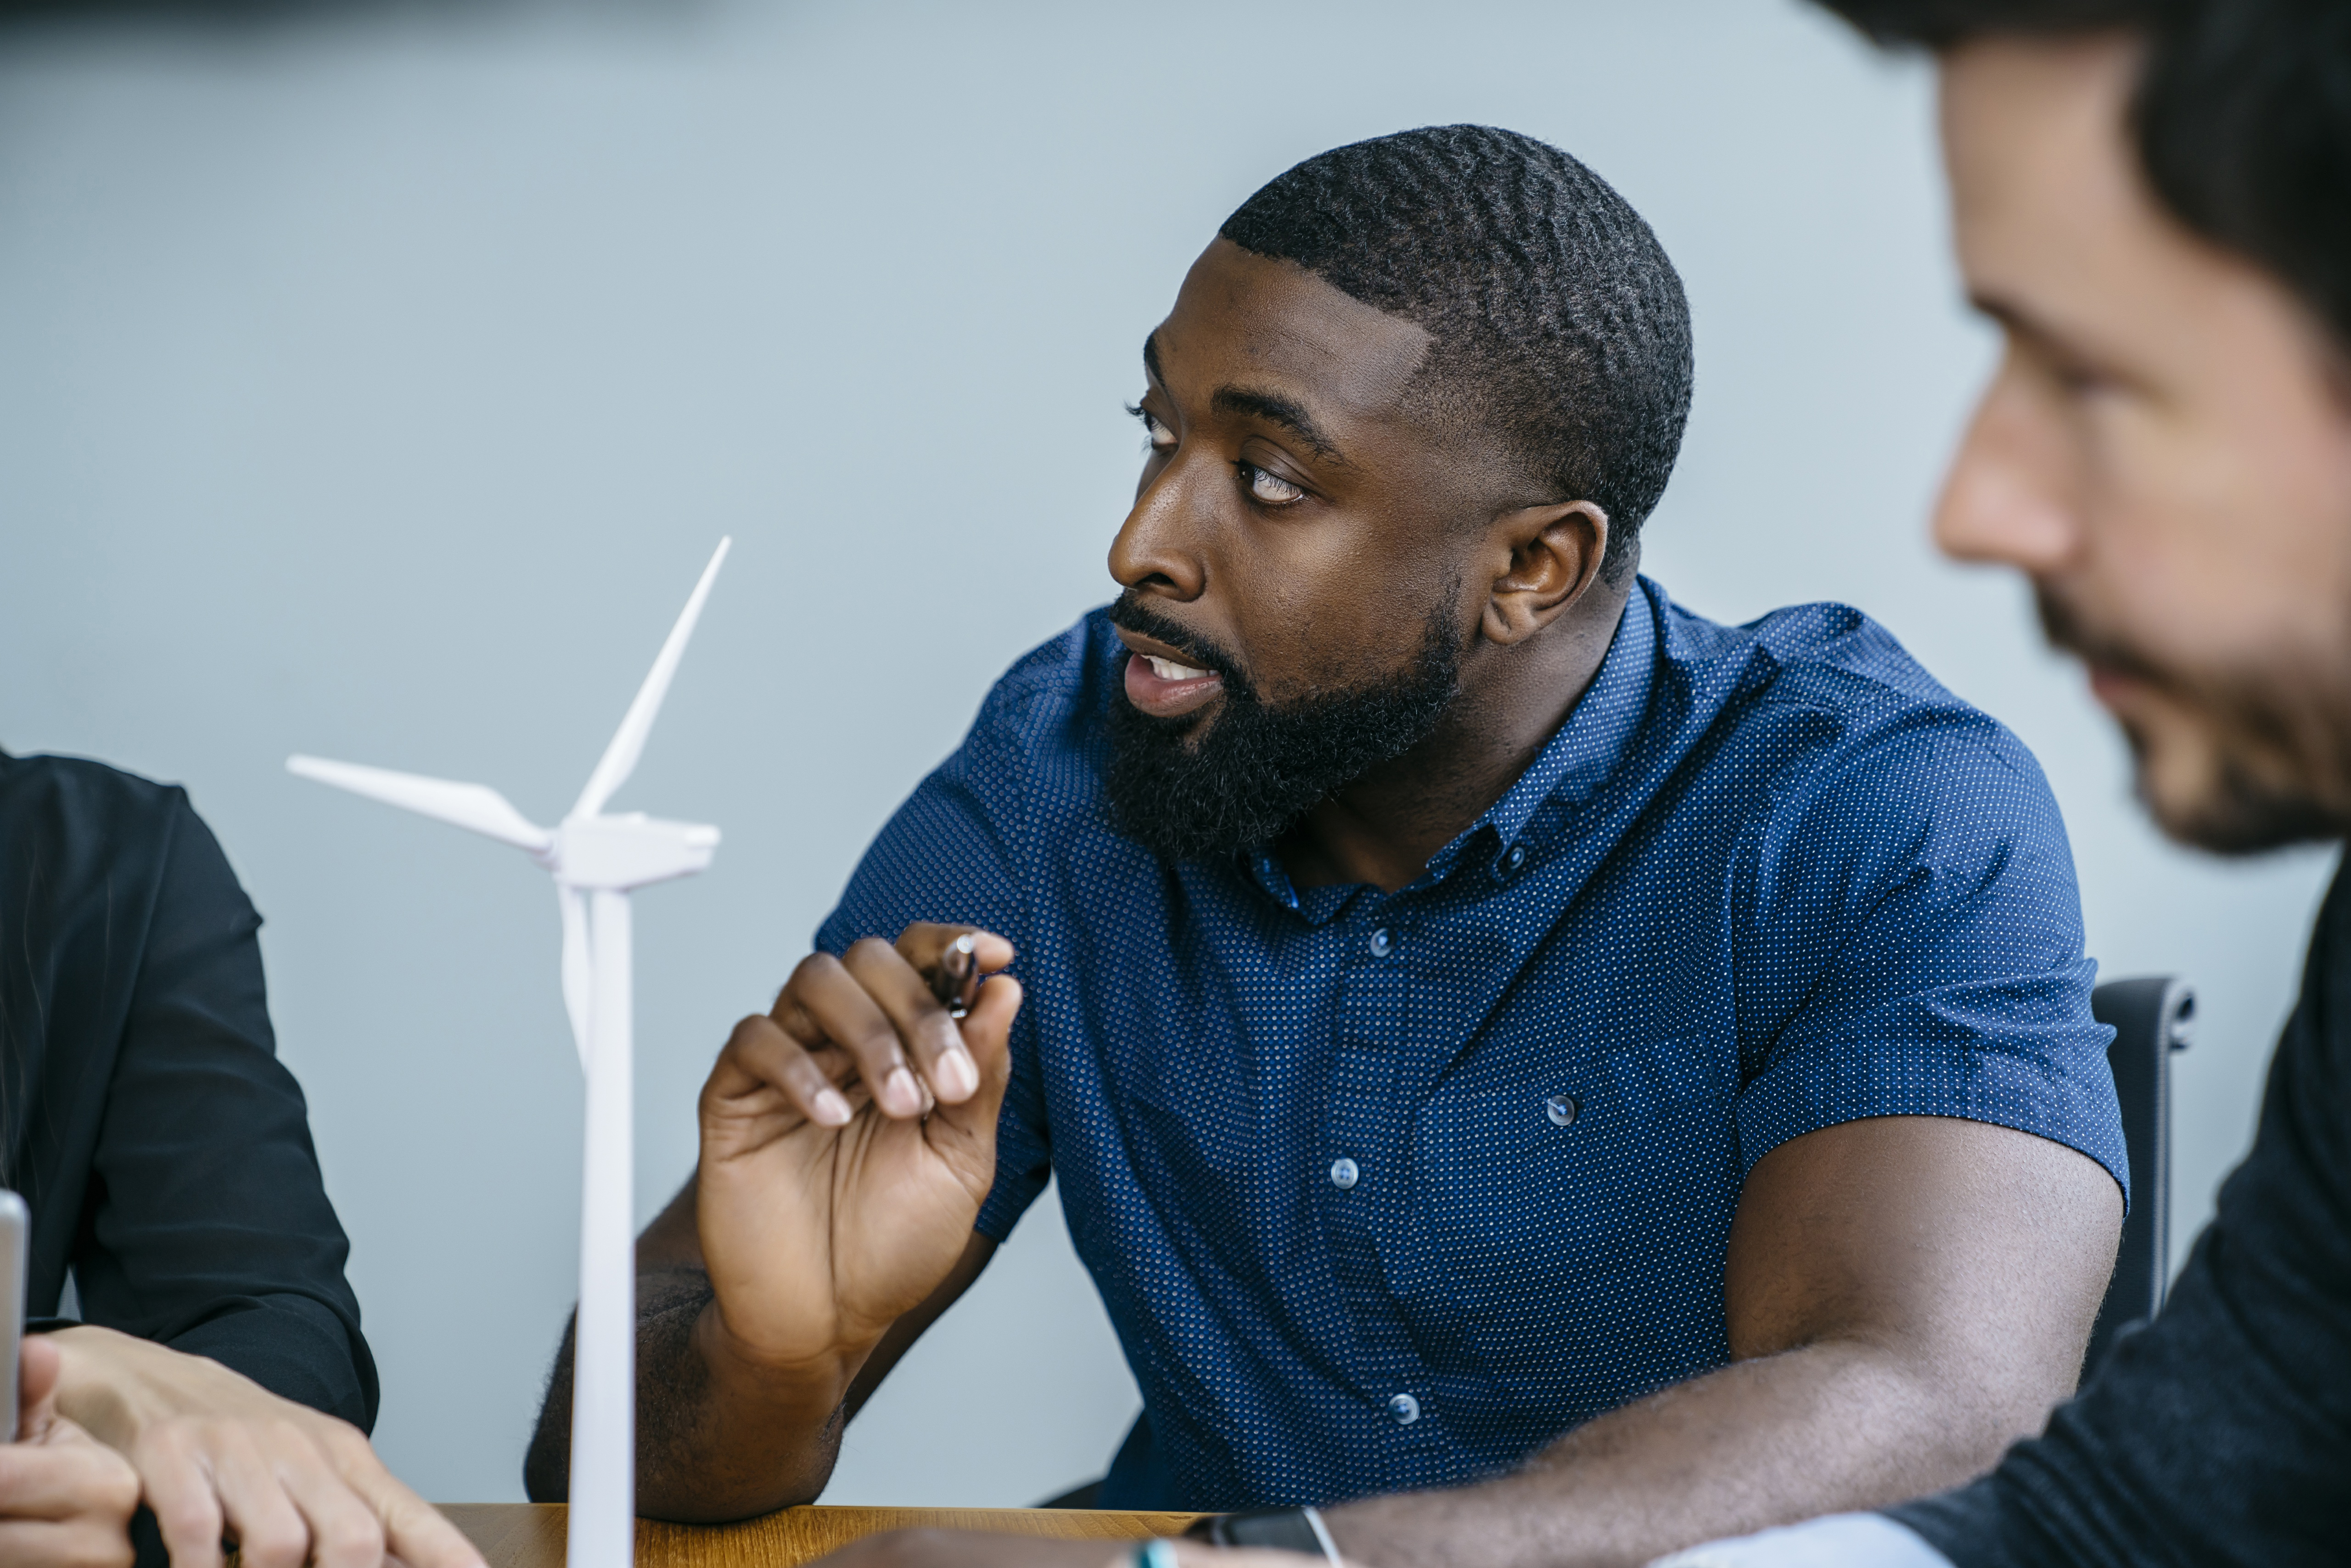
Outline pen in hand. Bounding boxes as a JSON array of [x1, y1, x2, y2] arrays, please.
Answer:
[[929, 933, 982, 1019]]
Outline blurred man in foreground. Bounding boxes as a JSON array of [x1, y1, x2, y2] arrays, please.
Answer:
[[1661, 1, 2351, 1563]]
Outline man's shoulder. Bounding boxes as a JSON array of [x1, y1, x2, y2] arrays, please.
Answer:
[[0, 750, 191, 868], [976, 607, 1121, 717], [1655, 592, 2059, 832], [961, 607, 1123, 760], [0, 753, 202, 1006], [1659, 592, 2036, 775], [923, 609, 1127, 844], [1688, 596, 1958, 715]]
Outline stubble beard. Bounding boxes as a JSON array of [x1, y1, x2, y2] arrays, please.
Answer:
[[2038, 585, 2351, 853]]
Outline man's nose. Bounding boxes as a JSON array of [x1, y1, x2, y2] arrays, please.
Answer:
[[1933, 353, 2084, 575], [1109, 453, 1208, 600]]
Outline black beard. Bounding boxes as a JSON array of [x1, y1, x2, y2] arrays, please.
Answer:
[[1103, 593, 1462, 863]]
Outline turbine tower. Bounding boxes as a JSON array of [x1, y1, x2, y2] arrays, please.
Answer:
[[288, 537, 732, 1568]]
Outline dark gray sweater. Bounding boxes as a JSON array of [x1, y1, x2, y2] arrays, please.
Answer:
[[1891, 864, 2351, 1566]]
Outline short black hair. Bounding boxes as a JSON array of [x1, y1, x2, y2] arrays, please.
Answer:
[[1822, 0, 2351, 355], [1220, 125, 1693, 582]]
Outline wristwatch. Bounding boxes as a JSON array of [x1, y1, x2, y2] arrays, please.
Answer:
[[1184, 1505, 1344, 1562]]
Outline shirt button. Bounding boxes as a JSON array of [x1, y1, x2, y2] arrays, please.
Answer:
[[1387, 1392, 1421, 1425], [1545, 1094, 1580, 1128], [1507, 844, 1527, 870], [1329, 1158, 1360, 1190], [1369, 928, 1392, 958]]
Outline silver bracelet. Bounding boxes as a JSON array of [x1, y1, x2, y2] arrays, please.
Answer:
[[1299, 1506, 1343, 1565]]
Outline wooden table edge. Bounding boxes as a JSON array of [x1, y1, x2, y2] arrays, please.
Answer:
[[439, 1502, 1206, 1568]]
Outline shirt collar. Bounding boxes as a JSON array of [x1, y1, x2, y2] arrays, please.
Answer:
[[1246, 581, 1660, 907]]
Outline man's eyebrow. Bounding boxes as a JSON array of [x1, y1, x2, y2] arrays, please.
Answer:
[[1210, 386, 1349, 465], [1140, 333, 1350, 465], [1969, 289, 2094, 368], [1969, 290, 2037, 341]]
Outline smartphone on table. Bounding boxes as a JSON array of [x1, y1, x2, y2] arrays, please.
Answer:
[[0, 1190, 26, 1439]]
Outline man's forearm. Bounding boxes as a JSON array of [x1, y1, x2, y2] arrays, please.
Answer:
[[524, 1268, 861, 1522], [1325, 1339, 2043, 1568]]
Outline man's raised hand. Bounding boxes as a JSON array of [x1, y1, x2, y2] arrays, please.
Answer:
[[694, 924, 1021, 1380]]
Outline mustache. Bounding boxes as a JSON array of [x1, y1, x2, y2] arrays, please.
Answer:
[[1106, 592, 1251, 697], [2034, 585, 2167, 686]]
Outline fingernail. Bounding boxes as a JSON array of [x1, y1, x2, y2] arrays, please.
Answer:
[[936, 1048, 979, 1101], [814, 1088, 853, 1126], [884, 1067, 922, 1115]]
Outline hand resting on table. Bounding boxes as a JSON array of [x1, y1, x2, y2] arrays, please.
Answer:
[[50, 1324, 483, 1568], [0, 1335, 139, 1568]]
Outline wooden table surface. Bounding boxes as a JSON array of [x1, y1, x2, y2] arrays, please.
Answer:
[[442, 1504, 1205, 1568]]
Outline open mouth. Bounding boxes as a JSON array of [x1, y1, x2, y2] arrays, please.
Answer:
[[1144, 654, 1211, 681], [1119, 644, 1227, 719], [2086, 660, 2161, 716]]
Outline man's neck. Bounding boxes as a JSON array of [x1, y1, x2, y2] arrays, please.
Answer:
[[1279, 585, 1633, 894]]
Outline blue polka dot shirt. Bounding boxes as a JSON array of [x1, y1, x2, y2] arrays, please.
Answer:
[[815, 579, 2126, 1512]]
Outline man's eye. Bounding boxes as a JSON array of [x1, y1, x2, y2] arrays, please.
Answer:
[[1127, 402, 1177, 451], [1240, 462, 1306, 505], [2046, 357, 2106, 396], [2024, 343, 2119, 402]]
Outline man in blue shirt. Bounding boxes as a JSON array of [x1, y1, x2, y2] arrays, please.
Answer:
[[525, 125, 2127, 1566]]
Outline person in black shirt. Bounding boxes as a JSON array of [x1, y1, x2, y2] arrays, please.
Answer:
[[1642, 2, 2351, 1565], [0, 750, 483, 1568]]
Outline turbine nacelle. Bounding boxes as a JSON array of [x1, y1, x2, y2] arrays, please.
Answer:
[[553, 813, 720, 891]]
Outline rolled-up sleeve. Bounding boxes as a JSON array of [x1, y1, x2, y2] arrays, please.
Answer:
[[1732, 721, 2128, 1200]]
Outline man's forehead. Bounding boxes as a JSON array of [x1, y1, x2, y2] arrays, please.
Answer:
[[1940, 36, 2160, 336], [1940, 34, 2301, 380], [1148, 239, 1435, 423]]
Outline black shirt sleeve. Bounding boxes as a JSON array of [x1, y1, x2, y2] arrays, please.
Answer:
[[0, 754, 376, 1431], [68, 795, 377, 1428], [1887, 868, 2351, 1568]]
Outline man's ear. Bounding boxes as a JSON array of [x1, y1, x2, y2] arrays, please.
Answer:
[[1480, 499, 1610, 647]]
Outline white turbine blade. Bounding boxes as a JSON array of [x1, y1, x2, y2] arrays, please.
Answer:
[[570, 537, 732, 821], [559, 884, 592, 1072], [288, 755, 554, 853]]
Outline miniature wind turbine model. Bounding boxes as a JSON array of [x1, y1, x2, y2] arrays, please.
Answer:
[[287, 537, 732, 1568]]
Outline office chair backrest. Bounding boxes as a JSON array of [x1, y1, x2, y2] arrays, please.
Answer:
[[2082, 975, 2194, 1377]]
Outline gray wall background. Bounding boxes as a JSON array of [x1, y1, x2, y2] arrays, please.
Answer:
[[0, 0, 2332, 1509]]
